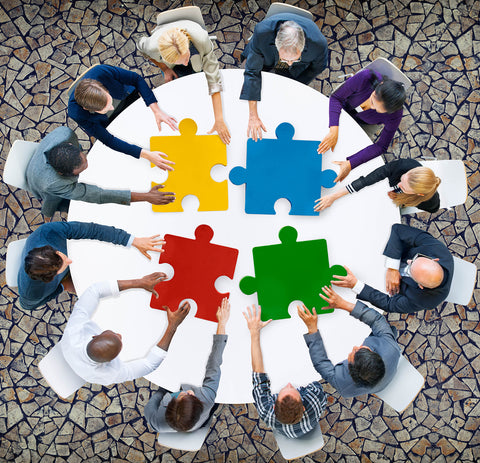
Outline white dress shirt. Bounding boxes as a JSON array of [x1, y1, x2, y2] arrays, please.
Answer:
[[60, 280, 166, 386]]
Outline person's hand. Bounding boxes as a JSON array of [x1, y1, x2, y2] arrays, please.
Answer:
[[139, 272, 167, 298], [247, 115, 266, 142], [317, 126, 339, 154], [332, 266, 357, 289], [146, 184, 175, 205], [386, 268, 401, 295], [208, 119, 231, 145], [163, 67, 178, 83], [132, 235, 165, 260], [333, 160, 351, 183], [243, 304, 271, 335], [141, 150, 175, 171], [154, 110, 178, 132], [314, 193, 336, 212], [216, 297, 230, 334], [319, 285, 355, 312], [164, 301, 191, 328], [297, 304, 318, 334]]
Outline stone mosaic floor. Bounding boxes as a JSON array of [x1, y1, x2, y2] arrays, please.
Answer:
[[1, 0, 479, 462]]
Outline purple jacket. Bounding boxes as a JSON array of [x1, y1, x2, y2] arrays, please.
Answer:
[[329, 69, 403, 169]]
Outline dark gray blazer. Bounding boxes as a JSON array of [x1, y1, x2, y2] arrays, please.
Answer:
[[304, 301, 401, 398], [25, 126, 131, 217], [144, 334, 227, 433]]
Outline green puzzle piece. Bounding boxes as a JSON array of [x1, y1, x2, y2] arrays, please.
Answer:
[[240, 226, 347, 321]]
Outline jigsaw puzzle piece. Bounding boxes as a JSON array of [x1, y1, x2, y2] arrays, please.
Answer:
[[229, 122, 336, 216], [240, 226, 346, 321], [151, 118, 228, 212], [150, 224, 238, 322]]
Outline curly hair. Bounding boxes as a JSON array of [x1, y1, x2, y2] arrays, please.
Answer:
[[45, 142, 83, 176], [274, 394, 304, 425], [24, 245, 63, 283], [348, 348, 385, 387]]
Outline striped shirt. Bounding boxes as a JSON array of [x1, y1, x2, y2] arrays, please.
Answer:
[[252, 372, 326, 438], [346, 182, 402, 194]]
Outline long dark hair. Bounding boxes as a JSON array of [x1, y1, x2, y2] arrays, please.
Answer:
[[370, 70, 406, 113]]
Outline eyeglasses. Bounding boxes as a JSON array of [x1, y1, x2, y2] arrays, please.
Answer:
[[404, 253, 435, 278], [279, 58, 301, 65]]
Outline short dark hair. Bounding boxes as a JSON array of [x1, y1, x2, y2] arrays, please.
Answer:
[[348, 348, 385, 387], [165, 394, 204, 431], [45, 142, 83, 176], [274, 395, 304, 425], [374, 77, 406, 113], [24, 245, 63, 282]]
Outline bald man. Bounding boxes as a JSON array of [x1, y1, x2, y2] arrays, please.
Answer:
[[333, 224, 454, 313], [60, 273, 190, 386]]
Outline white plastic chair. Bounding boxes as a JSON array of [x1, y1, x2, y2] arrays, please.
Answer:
[[364, 56, 412, 90], [445, 256, 477, 306], [375, 355, 425, 413], [273, 423, 325, 460], [400, 160, 468, 215], [3, 140, 39, 191], [155, 6, 216, 40], [38, 343, 86, 400], [6, 239, 28, 288], [156, 413, 215, 452], [265, 3, 314, 21]]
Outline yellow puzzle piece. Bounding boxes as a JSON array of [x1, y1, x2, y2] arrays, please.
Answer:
[[150, 118, 228, 212]]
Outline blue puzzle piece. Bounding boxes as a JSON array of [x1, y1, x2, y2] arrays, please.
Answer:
[[229, 122, 337, 216]]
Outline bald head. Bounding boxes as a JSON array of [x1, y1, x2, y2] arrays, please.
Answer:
[[86, 330, 122, 363], [410, 257, 444, 289]]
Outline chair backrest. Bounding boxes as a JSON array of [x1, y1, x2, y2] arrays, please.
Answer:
[[375, 355, 425, 413], [445, 256, 477, 305], [6, 238, 28, 288], [273, 423, 325, 460], [364, 57, 412, 90], [156, 413, 215, 452], [400, 160, 467, 215], [38, 343, 86, 400], [3, 140, 39, 191], [156, 6, 206, 30], [265, 3, 314, 21]]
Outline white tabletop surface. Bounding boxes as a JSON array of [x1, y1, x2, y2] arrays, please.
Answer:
[[68, 69, 399, 403]]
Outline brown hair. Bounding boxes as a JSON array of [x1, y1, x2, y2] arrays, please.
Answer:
[[74, 79, 109, 111], [391, 167, 441, 208], [157, 28, 190, 64], [165, 394, 204, 431], [24, 245, 63, 282], [274, 395, 304, 425]]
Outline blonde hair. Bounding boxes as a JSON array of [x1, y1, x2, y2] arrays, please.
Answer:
[[74, 79, 109, 111], [158, 28, 190, 64], [391, 167, 441, 208]]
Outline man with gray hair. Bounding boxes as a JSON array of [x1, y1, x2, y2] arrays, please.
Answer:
[[240, 13, 328, 141]]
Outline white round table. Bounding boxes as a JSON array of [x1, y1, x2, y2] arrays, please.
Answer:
[[68, 69, 399, 403]]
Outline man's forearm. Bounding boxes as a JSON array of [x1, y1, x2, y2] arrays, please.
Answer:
[[118, 279, 145, 291], [251, 333, 265, 373], [131, 192, 148, 203], [157, 324, 177, 351]]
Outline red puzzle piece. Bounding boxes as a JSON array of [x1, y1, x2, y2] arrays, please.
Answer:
[[150, 224, 239, 322]]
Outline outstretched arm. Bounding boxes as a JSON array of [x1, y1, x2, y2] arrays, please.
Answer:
[[243, 305, 271, 373]]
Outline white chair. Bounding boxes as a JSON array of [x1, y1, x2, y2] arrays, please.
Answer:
[[155, 6, 216, 40], [156, 413, 215, 452], [3, 140, 39, 191], [364, 56, 412, 90], [265, 2, 314, 22], [375, 355, 425, 413], [6, 239, 28, 288], [273, 424, 325, 460], [400, 160, 468, 215], [445, 256, 477, 306], [38, 343, 86, 400]]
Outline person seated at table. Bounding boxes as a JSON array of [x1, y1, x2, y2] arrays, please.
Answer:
[[137, 20, 231, 145], [314, 158, 441, 213], [144, 297, 230, 433], [68, 64, 177, 170], [240, 14, 328, 141], [333, 224, 454, 314], [317, 69, 406, 182], [60, 273, 190, 386], [298, 287, 401, 398], [18, 221, 165, 311], [244, 305, 326, 438], [25, 126, 175, 219]]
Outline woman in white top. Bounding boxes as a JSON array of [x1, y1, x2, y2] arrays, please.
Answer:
[[138, 19, 231, 144]]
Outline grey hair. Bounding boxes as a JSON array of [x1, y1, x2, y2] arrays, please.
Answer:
[[275, 21, 305, 55]]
